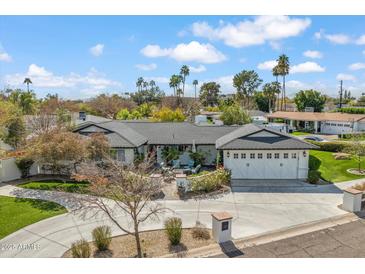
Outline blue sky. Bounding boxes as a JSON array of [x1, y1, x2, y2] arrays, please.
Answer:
[[1, 15, 365, 99]]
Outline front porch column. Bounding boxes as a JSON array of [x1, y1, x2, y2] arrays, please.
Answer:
[[289, 119, 294, 128], [314, 121, 318, 133]]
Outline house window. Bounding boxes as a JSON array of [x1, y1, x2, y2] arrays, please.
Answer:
[[250, 153, 255, 159], [267, 153, 272, 159], [117, 149, 126, 162], [258, 153, 263, 159], [274, 153, 280, 159], [241, 153, 246, 159], [284, 153, 288, 159], [292, 153, 297, 159], [234, 153, 238, 159]]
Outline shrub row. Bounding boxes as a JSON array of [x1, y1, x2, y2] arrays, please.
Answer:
[[189, 168, 230, 193], [339, 132, 365, 139], [336, 107, 365, 114], [308, 141, 352, 152]]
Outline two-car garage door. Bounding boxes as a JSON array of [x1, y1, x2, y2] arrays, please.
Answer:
[[227, 152, 299, 179]]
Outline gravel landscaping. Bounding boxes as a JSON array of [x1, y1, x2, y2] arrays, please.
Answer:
[[62, 228, 214, 258]]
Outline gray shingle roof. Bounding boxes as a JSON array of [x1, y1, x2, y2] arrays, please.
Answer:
[[116, 121, 238, 145], [216, 124, 317, 150]]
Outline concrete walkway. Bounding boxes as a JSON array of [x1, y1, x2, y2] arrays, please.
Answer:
[[0, 179, 362, 258]]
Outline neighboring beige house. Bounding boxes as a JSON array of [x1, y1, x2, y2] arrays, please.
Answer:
[[268, 111, 365, 135]]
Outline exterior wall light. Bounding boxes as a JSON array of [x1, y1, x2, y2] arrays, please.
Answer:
[[303, 151, 307, 157]]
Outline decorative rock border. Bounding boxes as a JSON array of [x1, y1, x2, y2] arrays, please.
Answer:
[[346, 168, 365, 175]]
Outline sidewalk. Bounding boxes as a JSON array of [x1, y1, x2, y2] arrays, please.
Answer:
[[161, 212, 360, 258]]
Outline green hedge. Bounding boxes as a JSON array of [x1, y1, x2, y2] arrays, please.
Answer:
[[308, 141, 352, 152], [189, 168, 230, 193], [339, 132, 365, 139], [336, 107, 365, 114]]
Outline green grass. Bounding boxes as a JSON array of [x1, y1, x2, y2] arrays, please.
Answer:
[[18, 180, 89, 193], [309, 150, 365, 182], [291, 131, 310, 136], [0, 195, 67, 239]]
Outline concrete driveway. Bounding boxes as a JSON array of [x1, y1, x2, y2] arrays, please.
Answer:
[[0, 181, 356, 258]]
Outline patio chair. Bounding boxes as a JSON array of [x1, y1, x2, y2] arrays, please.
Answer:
[[187, 159, 195, 169], [191, 164, 201, 174]]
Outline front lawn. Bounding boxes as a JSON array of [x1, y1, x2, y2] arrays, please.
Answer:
[[0, 195, 67, 239], [309, 150, 365, 182], [291, 131, 310, 136], [18, 180, 89, 193]]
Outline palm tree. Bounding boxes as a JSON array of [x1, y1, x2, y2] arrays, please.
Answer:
[[180, 65, 190, 97], [193, 80, 198, 100], [277, 55, 290, 111], [142, 81, 149, 91], [149, 80, 156, 90], [23, 78, 32, 92], [263, 82, 281, 113], [169, 74, 181, 96], [272, 66, 281, 111], [136, 77, 144, 92]]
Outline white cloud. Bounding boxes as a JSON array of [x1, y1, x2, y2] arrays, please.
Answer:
[[191, 16, 311, 48], [89, 44, 104, 56], [336, 73, 356, 81], [325, 34, 351, 44], [286, 80, 307, 89], [189, 65, 206, 73], [349, 62, 365, 70], [140, 41, 226, 64], [303, 50, 323, 59], [0, 51, 12, 62], [356, 35, 365, 45], [291, 62, 325, 73], [3, 64, 121, 94], [257, 60, 277, 70], [135, 63, 157, 71]]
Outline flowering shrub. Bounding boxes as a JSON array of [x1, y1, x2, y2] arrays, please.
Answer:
[[189, 168, 230, 193]]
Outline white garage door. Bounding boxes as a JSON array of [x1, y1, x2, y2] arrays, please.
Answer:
[[228, 152, 298, 179]]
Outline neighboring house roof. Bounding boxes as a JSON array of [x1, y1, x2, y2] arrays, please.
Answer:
[[248, 110, 268, 117], [268, 111, 365, 122], [216, 124, 317, 150]]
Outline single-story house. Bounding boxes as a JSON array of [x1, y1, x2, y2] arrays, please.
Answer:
[[75, 121, 316, 180], [267, 111, 365, 135]]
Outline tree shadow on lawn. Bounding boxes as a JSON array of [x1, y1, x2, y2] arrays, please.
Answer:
[[13, 197, 65, 212]]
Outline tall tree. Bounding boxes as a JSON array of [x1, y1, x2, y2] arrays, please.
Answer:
[[277, 55, 290, 111], [180, 65, 190, 97], [272, 65, 281, 111], [220, 104, 251, 125], [88, 94, 136, 119], [233, 70, 262, 109], [193, 80, 198, 100], [169, 74, 181, 97], [199, 82, 221, 107], [293, 89, 327, 112], [8, 89, 38, 115], [23, 78, 32, 92], [262, 82, 281, 112], [136, 77, 144, 92]]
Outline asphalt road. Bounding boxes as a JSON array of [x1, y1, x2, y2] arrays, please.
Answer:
[[213, 219, 365, 258]]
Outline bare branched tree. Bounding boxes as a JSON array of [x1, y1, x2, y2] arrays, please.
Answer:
[[26, 113, 58, 137], [72, 155, 168, 257]]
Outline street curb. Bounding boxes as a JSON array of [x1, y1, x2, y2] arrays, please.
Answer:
[[161, 212, 360, 258]]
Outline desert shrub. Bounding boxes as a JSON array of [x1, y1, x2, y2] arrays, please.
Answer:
[[164, 217, 182, 245], [71, 239, 91, 258], [92, 225, 112, 251], [309, 141, 352, 152], [15, 157, 34, 178], [189, 168, 230, 193], [353, 183, 365, 191], [307, 170, 320, 184], [191, 225, 210, 240], [333, 153, 351, 160]]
